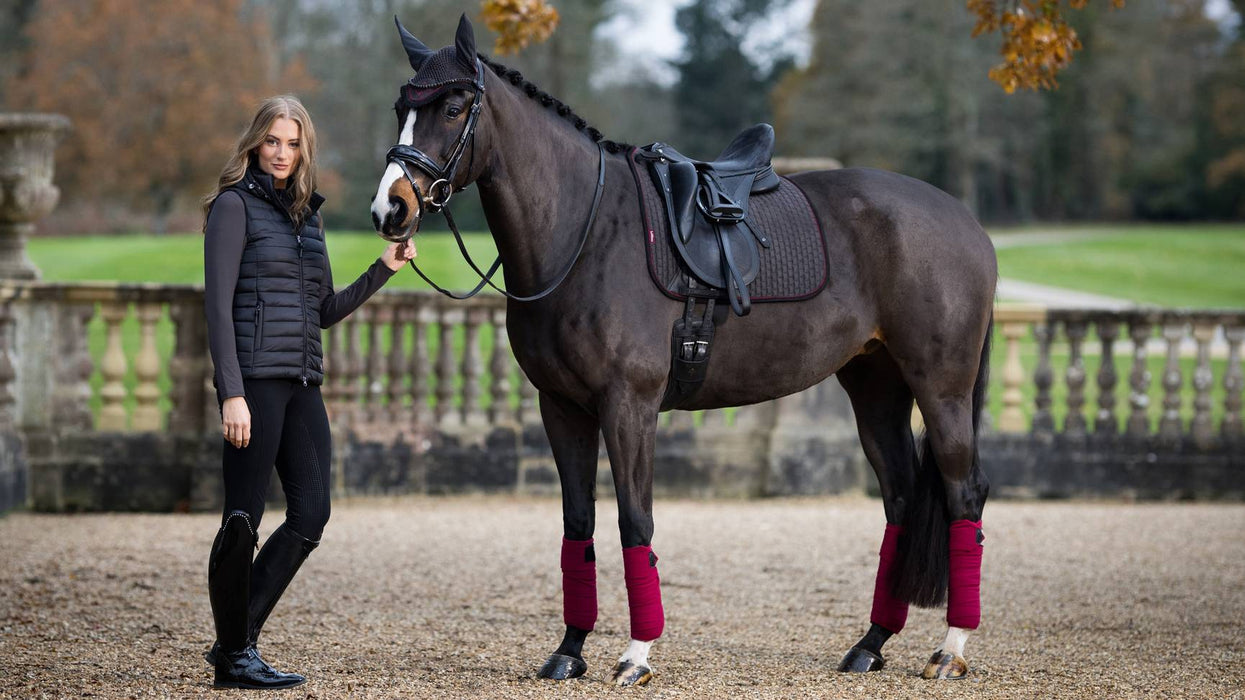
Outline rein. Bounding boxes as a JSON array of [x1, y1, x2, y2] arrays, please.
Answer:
[[404, 142, 606, 302], [386, 58, 607, 302]]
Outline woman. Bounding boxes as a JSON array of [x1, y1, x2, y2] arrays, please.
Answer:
[[201, 95, 415, 690]]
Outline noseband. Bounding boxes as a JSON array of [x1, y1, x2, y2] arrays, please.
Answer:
[[386, 57, 487, 218]]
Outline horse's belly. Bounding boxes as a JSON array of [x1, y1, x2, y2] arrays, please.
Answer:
[[672, 299, 869, 410]]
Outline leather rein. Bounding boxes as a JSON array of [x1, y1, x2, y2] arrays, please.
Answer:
[[385, 59, 607, 302]]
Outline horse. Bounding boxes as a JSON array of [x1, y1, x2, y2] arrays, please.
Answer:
[[370, 14, 997, 686]]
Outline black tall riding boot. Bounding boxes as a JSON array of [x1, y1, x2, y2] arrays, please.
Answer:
[[205, 524, 319, 667], [208, 511, 306, 690], [248, 523, 320, 646]]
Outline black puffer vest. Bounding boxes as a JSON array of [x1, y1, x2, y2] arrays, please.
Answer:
[[228, 167, 328, 386]]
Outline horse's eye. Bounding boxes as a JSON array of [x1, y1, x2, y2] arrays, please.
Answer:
[[445, 105, 463, 119]]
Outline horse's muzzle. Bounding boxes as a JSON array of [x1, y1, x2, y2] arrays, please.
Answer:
[[376, 195, 419, 242]]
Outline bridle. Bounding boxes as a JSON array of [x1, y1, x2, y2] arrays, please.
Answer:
[[386, 57, 487, 221], [383, 58, 607, 303]]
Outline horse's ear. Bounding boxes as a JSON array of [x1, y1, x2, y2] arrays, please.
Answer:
[[454, 13, 477, 69], [395, 16, 435, 72]]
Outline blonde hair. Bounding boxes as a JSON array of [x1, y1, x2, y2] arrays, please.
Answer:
[[202, 95, 319, 231]]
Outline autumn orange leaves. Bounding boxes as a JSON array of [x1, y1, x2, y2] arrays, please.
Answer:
[[968, 0, 1126, 92]]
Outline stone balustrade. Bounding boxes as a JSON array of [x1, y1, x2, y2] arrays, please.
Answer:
[[992, 306, 1244, 447], [0, 282, 784, 438], [0, 280, 1239, 509]]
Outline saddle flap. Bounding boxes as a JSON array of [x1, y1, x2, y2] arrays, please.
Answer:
[[671, 216, 760, 292], [669, 161, 699, 244]]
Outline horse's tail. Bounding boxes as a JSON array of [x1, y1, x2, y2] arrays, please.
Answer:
[[893, 313, 993, 607]]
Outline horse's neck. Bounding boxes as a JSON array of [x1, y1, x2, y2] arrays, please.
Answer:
[[475, 89, 607, 295]]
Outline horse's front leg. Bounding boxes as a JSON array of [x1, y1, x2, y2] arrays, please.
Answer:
[[535, 392, 602, 681], [600, 395, 663, 687]]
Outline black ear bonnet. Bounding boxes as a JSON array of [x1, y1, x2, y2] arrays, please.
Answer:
[[396, 14, 481, 108]]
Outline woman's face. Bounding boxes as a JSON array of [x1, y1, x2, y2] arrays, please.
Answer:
[[255, 117, 301, 187]]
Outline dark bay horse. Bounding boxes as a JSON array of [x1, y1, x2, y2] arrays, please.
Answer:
[[371, 15, 997, 686]]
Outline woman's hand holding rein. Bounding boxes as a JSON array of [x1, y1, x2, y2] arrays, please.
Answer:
[[382, 240, 418, 271]]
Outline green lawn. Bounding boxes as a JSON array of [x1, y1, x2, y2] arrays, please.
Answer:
[[28, 231, 501, 291], [990, 224, 1245, 308], [30, 225, 1245, 310]]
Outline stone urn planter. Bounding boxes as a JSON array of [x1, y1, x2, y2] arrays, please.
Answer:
[[0, 113, 72, 280]]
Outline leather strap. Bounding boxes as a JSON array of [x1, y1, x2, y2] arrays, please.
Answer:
[[407, 141, 607, 303]]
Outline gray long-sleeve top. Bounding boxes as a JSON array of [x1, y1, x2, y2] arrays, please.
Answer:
[[204, 191, 397, 401]]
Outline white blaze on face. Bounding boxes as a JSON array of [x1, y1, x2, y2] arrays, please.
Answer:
[[371, 109, 418, 227]]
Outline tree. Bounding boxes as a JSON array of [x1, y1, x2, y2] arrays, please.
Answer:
[[1196, 0, 1245, 218], [672, 0, 793, 159], [774, 0, 1228, 222], [968, 0, 1127, 93], [5, 0, 312, 233], [481, 0, 560, 54]]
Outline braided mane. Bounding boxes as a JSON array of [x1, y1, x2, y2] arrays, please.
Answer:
[[480, 56, 633, 154]]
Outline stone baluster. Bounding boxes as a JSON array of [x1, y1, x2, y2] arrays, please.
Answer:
[[388, 305, 411, 423], [489, 307, 512, 425], [365, 305, 388, 424], [734, 401, 777, 429], [1094, 319, 1119, 437], [203, 347, 218, 432], [669, 410, 695, 431], [321, 323, 342, 415], [168, 298, 207, 433], [1190, 320, 1217, 448], [1032, 321, 1055, 435], [999, 318, 1030, 432], [1062, 318, 1088, 439], [54, 301, 95, 431], [411, 304, 435, 427], [1222, 323, 1244, 442], [1158, 319, 1186, 444], [518, 368, 539, 426], [341, 314, 364, 431], [131, 301, 163, 431], [98, 301, 129, 431], [701, 408, 727, 428], [461, 307, 487, 426], [436, 307, 463, 427], [1126, 318, 1154, 439], [0, 301, 16, 429]]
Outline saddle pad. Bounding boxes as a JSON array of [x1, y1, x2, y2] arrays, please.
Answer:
[[628, 148, 828, 304]]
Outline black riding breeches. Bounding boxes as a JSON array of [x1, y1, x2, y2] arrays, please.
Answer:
[[221, 379, 332, 541]]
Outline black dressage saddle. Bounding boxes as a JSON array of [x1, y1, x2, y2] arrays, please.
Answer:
[[636, 124, 781, 315]]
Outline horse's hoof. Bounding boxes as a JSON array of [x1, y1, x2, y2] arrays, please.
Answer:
[[537, 653, 587, 680], [610, 660, 654, 687], [921, 650, 969, 680], [837, 646, 885, 673]]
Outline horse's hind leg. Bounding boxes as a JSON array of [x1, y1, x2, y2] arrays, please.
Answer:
[[897, 325, 992, 681], [535, 393, 602, 681], [833, 348, 919, 673], [911, 391, 988, 680]]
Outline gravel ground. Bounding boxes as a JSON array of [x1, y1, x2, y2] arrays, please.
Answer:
[[1, 496, 1243, 699]]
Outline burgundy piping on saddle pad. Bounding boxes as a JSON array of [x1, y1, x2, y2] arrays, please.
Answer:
[[947, 519, 985, 629], [560, 537, 598, 631], [622, 545, 664, 642], [870, 523, 909, 634]]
